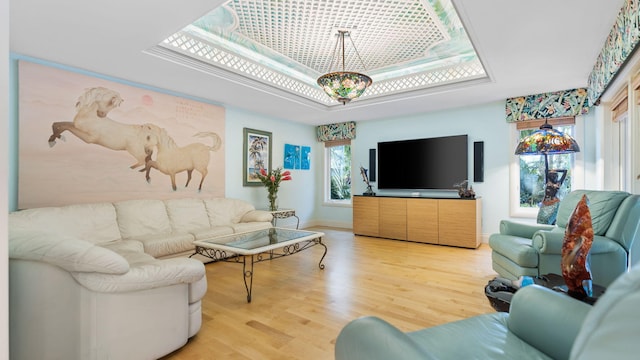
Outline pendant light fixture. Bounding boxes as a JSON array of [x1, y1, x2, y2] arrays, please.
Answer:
[[317, 30, 372, 105]]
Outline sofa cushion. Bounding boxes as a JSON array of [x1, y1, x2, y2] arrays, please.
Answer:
[[570, 264, 640, 359], [165, 198, 211, 233], [189, 275, 208, 304], [556, 191, 629, 235], [71, 257, 206, 293], [191, 226, 235, 240], [231, 222, 273, 234], [489, 234, 539, 267], [131, 233, 196, 258], [9, 203, 121, 244], [604, 195, 640, 250], [99, 239, 145, 254], [204, 198, 255, 225], [407, 313, 550, 359], [241, 210, 274, 223], [9, 232, 129, 274], [114, 199, 171, 238]]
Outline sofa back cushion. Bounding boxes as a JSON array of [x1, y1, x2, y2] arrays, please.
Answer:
[[569, 263, 640, 359], [556, 190, 629, 235], [114, 199, 172, 238], [9, 203, 121, 244], [203, 198, 255, 225], [604, 195, 640, 252], [164, 198, 210, 233]]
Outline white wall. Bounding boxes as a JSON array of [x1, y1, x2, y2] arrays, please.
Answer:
[[312, 100, 601, 238], [2, 0, 10, 357], [223, 107, 319, 227], [314, 101, 511, 236], [5, 53, 604, 239]]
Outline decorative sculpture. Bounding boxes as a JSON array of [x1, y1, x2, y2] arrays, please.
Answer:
[[360, 166, 375, 196], [537, 169, 567, 225], [561, 194, 594, 298], [454, 180, 475, 199]]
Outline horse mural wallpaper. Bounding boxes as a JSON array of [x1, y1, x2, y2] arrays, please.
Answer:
[[18, 60, 226, 209]]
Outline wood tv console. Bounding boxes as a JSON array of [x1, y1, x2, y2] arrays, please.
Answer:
[[353, 195, 482, 249]]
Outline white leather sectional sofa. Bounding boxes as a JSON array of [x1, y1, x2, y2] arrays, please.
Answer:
[[8, 197, 273, 360]]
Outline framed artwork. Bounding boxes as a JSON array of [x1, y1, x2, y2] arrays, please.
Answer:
[[284, 143, 311, 170], [243, 128, 272, 186], [284, 144, 300, 169], [17, 60, 226, 209], [301, 146, 311, 170]]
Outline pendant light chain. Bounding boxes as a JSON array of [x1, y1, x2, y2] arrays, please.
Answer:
[[347, 32, 368, 71]]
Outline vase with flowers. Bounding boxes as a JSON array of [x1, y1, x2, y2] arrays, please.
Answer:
[[256, 167, 292, 211]]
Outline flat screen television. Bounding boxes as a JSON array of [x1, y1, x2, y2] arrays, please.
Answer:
[[377, 135, 468, 190]]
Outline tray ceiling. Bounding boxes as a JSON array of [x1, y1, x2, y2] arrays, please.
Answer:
[[150, 0, 487, 107]]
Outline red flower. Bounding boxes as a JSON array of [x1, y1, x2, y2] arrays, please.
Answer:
[[270, 175, 276, 182], [260, 168, 268, 176], [281, 175, 292, 181], [282, 170, 291, 177]]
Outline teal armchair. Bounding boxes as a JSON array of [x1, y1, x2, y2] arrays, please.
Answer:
[[335, 263, 640, 360], [489, 190, 640, 286]]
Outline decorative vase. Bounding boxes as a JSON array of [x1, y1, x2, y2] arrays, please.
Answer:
[[268, 192, 278, 211], [561, 194, 594, 298]]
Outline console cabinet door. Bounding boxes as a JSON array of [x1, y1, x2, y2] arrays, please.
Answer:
[[379, 198, 407, 240], [438, 198, 481, 248], [407, 198, 439, 244], [353, 196, 379, 236]]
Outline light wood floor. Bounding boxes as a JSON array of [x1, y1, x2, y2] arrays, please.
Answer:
[[161, 227, 498, 359]]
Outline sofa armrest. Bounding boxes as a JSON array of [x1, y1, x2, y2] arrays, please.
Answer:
[[335, 316, 436, 360], [240, 209, 273, 223], [500, 220, 555, 238], [72, 257, 206, 293], [508, 285, 592, 360], [9, 232, 129, 274], [531, 229, 566, 254]]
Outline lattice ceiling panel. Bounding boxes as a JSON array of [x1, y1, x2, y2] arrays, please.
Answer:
[[157, 0, 486, 106], [225, 0, 447, 73]]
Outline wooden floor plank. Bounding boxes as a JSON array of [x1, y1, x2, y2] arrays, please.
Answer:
[[161, 227, 497, 359]]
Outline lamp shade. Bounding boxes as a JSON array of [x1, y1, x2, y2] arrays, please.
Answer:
[[317, 71, 373, 105], [515, 122, 580, 155], [317, 30, 372, 104]]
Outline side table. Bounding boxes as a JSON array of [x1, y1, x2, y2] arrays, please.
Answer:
[[485, 273, 606, 312], [534, 273, 606, 305], [270, 209, 299, 229]]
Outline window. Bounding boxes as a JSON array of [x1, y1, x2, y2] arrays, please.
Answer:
[[325, 141, 352, 204], [510, 118, 582, 218]]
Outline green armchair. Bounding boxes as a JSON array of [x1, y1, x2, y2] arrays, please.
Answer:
[[489, 190, 640, 286], [335, 263, 640, 360]]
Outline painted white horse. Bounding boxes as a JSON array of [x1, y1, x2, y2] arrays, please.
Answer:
[[144, 126, 222, 191], [48, 87, 157, 170]]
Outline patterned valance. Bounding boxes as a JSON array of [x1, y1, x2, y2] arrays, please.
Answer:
[[316, 121, 356, 142], [505, 88, 590, 123], [588, 0, 640, 105]]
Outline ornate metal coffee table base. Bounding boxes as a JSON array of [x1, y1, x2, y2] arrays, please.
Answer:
[[193, 236, 327, 303]]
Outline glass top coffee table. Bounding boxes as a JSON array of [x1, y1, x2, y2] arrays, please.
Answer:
[[192, 227, 326, 303]]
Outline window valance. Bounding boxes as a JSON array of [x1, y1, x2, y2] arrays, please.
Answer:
[[505, 88, 590, 123], [588, 0, 640, 105], [316, 121, 356, 142]]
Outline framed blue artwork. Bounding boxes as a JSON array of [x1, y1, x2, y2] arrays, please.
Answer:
[[284, 144, 310, 170], [301, 146, 311, 170], [284, 144, 300, 169]]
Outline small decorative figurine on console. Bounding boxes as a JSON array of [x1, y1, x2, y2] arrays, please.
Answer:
[[360, 166, 375, 196], [454, 180, 475, 199]]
